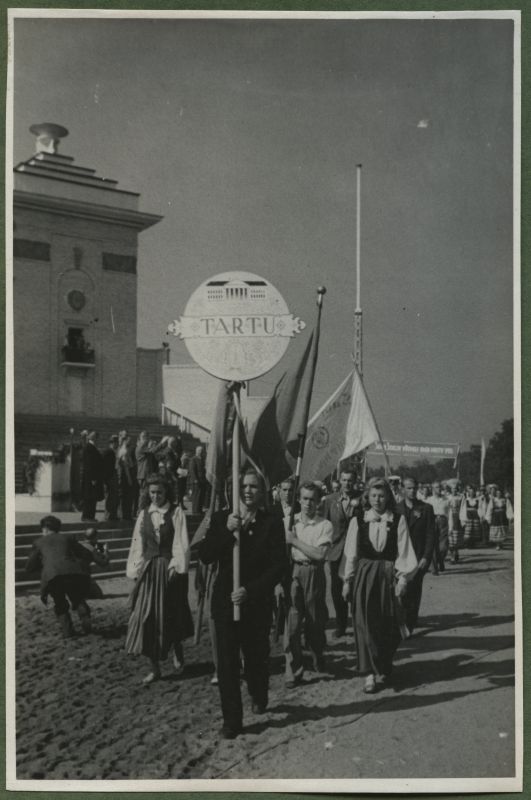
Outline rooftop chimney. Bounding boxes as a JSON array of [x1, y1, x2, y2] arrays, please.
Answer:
[[29, 123, 69, 155]]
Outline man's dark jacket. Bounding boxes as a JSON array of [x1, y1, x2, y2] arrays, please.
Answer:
[[26, 532, 92, 593], [82, 441, 104, 500], [396, 498, 435, 564], [198, 509, 288, 619]]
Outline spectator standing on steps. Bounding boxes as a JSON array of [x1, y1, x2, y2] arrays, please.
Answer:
[[189, 445, 207, 514], [25, 515, 95, 637], [117, 432, 136, 521], [81, 431, 104, 522], [102, 435, 120, 521], [135, 431, 168, 494]]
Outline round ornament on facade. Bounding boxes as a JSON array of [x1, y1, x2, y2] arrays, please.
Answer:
[[67, 290, 86, 312]]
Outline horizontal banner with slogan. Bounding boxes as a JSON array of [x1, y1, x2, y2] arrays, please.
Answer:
[[367, 441, 460, 459]]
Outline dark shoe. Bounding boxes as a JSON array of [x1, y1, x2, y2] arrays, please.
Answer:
[[285, 673, 304, 689], [58, 612, 74, 639], [172, 649, 185, 676], [332, 628, 346, 639], [312, 654, 326, 672], [77, 603, 92, 634], [252, 702, 267, 714], [220, 724, 242, 740]]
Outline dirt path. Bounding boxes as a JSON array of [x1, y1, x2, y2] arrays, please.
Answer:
[[13, 547, 516, 781]]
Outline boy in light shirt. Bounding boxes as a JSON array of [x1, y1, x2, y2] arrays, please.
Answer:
[[284, 482, 333, 687]]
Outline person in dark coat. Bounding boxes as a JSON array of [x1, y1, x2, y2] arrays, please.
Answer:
[[396, 477, 436, 633], [25, 515, 96, 637], [189, 446, 207, 513], [198, 469, 288, 739], [81, 431, 104, 522], [162, 436, 183, 475], [135, 432, 168, 494], [321, 470, 361, 637], [102, 435, 120, 521]]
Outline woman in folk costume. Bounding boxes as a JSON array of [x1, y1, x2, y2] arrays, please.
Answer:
[[447, 483, 464, 563], [341, 477, 417, 694], [126, 473, 194, 683], [459, 485, 482, 548], [486, 487, 514, 550]]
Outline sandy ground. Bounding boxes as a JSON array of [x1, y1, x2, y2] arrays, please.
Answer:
[[13, 546, 516, 782]]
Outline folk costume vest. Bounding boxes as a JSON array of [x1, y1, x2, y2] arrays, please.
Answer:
[[358, 513, 400, 561], [140, 505, 175, 562], [465, 498, 479, 521]]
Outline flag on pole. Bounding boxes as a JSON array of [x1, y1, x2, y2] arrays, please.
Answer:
[[191, 381, 236, 547], [302, 369, 379, 482], [248, 331, 316, 487], [480, 437, 486, 485], [453, 445, 461, 471], [204, 380, 237, 492]]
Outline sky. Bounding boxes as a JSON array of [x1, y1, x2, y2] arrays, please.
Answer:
[[11, 13, 516, 451]]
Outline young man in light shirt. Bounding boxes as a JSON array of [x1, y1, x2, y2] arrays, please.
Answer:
[[284, 482, 333, 687], [426, 480, 452, 573]]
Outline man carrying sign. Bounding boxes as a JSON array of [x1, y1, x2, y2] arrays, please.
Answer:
[[198, 469, 287, 739]]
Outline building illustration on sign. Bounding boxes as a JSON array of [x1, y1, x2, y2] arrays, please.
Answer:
[[168, 273, 306, 382]]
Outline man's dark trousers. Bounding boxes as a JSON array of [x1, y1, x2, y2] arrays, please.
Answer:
[[214, 609, 271, 731]]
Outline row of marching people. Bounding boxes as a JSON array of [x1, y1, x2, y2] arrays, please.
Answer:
[[195, 470, 434, 738], [25, 468, 509, 741]]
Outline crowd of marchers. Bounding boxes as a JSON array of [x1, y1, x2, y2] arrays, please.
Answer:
[[24, 463, 514, 742]]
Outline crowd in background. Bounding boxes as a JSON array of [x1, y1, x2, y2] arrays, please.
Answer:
[[76, 429, 208, 522]]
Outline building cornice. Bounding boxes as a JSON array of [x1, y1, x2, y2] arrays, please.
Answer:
[[14, 189, 163, 232]]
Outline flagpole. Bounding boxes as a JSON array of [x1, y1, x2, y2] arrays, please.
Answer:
[[288, 286, 326, 533], [232, 382, 241, 622], [351, 361, 392, 477], [480, 438, 486, 485], [353, 164, 363, 376]]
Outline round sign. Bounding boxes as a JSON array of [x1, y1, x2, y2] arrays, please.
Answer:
[[167, 271, 305, 381]]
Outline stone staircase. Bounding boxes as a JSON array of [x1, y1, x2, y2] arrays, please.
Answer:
[[14, 414, 204, 493], [15, 513, 205, 593]]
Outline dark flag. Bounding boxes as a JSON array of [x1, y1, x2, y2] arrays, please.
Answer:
[[248, 331, 317, 488], [191, 381, 236, 548]]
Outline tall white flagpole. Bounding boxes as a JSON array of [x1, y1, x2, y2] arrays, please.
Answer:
[[353, 163, 367, 479], [353, 164, 363, 375]]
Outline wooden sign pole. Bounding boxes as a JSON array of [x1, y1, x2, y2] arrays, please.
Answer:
[[232, 382, 241, 622]]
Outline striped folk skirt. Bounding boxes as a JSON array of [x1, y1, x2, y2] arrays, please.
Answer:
[[489, 509, 509, 544], [448, 513, 464, 549], [125, 556, 194, 661], [463, 517, 481, 546]]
